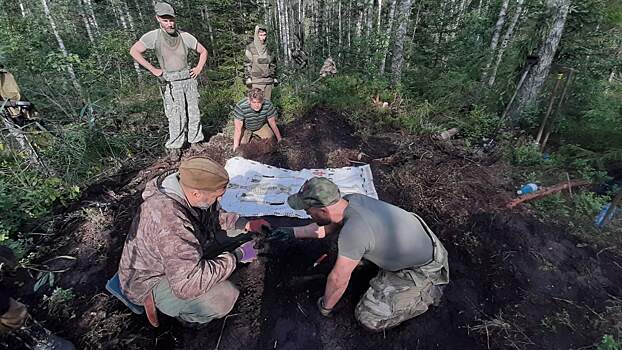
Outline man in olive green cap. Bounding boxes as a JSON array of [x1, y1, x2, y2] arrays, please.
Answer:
[[244, 25, 277, 100], [130, 2, 208, 160], [267, 177, 450, 331], [118, 156, 269, 325]]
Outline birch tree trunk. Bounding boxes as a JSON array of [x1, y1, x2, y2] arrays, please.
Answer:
[[482, 0, 509, 81], [338, 0, 342, 60], [390, 0, 414, 85], [488, 0, 525, 87], [78, 0, 95, 44], [512, 0, 571, 123], [18, 0, 28, 17], [83, 0, 100, 34], [40, 0, 84, 97], [379, 0, 396, 75]]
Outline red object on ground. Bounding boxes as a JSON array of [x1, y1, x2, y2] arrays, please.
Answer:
[[312, 254, 328, 268]]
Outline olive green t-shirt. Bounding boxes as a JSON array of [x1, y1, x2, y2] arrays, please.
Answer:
[[338, 194, 434, 271], [139, 29, 198, 73]]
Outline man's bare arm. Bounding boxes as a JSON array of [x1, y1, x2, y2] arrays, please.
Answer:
[[233, 119, 244, 151], [266, 116, 282, 142], [129, 41, 162, 77], [323, 255, 359, 309], [190, 42, 208, 78]]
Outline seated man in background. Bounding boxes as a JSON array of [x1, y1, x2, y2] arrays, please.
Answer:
[[118, 156, 268, 325], [266, 177, 450, 331], [232, 88, 282, 152]]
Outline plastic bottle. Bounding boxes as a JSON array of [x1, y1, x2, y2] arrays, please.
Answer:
[[517, 183, 538, 195]]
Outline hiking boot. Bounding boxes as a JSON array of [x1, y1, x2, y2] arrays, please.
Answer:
[[167, 148, 181, 162], [16, 320, 76, 350]]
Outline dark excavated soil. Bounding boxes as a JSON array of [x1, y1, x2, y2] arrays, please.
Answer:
[[4, 106, 622, 350]]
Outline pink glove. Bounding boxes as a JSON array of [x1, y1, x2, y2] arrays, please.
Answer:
[[235, 241, 257, 263]]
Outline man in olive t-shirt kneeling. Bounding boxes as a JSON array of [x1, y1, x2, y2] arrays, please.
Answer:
[[266, 177, 450, 331]]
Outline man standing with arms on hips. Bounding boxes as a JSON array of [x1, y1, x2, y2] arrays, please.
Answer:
[[244, 25, 277, 100], [266, 177, 450, 331], [130, 2, 207, 160]]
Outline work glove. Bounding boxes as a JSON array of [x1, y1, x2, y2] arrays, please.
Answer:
[[265, 227, 295, 242], [234, 241, 257, 263], [245, 78, 252, 87], [316, 296, 333, 317], [246, 219, 270, 233]]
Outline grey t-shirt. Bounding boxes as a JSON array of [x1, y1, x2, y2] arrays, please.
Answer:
[[338, 194, 434, 271]]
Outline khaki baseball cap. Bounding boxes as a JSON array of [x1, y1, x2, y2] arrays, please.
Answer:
[[179, 157, 229, 191], [155, 2, 175, 17], [287, 177, 341, 210]]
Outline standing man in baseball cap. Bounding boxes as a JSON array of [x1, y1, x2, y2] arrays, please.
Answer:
[[267, 177, 450, 331], [130, 2, 208, 161], [117, 156, 269, 326]]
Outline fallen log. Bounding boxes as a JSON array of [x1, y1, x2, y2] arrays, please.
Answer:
[[506, 179, 591, 208]]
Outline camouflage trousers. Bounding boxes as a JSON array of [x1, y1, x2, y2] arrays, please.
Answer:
[[162, 70, 204, 149], [241, 123, 275, 144], [153, 277, 239, 325], [355, 227, 449, 331], [251, 83, 273, 100]]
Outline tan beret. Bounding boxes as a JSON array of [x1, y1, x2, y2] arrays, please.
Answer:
[[179, 157, 229, 191]]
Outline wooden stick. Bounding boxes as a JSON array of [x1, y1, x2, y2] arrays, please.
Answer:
[[506, 179, 591, 208]]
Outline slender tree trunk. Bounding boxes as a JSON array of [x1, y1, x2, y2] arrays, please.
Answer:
[[348, 0, 352, 50], [132, 0, 144, 23], [78, 0, 95, 44], [18, 0, 28, 17], [482, 0, 509, 81], [488, 0, 525, 87], [512, 0, 571, 123], [390, 0, 414, 85], [40, 0, 84, 97], [84, 0, 100, 34], [379, 0, 396, 75], [338, 0, 342, 60]]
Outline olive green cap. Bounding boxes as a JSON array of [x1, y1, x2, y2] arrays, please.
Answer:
[[287, 177, 341, 210], [179, 157, 229, 191], [155, 2, 175, 17]]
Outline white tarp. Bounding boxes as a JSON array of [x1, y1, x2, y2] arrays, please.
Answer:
[[221, 157, 378, 218]]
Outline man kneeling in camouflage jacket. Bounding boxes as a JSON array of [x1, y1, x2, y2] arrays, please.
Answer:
[[267, 177, 450, 331], [117, 157, 267, 325]]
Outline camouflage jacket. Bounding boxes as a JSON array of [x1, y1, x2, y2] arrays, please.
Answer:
[[118, 171, 245, 304]]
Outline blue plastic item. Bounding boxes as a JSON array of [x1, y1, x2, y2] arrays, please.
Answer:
[[106, 273, 145, 314], [594, 203, 621, 228], [517, 183, 539, 195]]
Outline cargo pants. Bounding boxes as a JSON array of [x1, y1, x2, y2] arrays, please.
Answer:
[[153, 277, 239, 325], [355, 215, 450, 331], [162, 70, 204, 149], [241, 123, 275, 144]]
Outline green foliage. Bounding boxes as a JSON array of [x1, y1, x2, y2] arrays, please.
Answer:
[[511, 143, 543, 166], [449, 106, 501, 144], [43, 124, 130, 183], [0, 157, 80, 239], [598, 335, 621, 350], [43, 287, 75, 319]]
